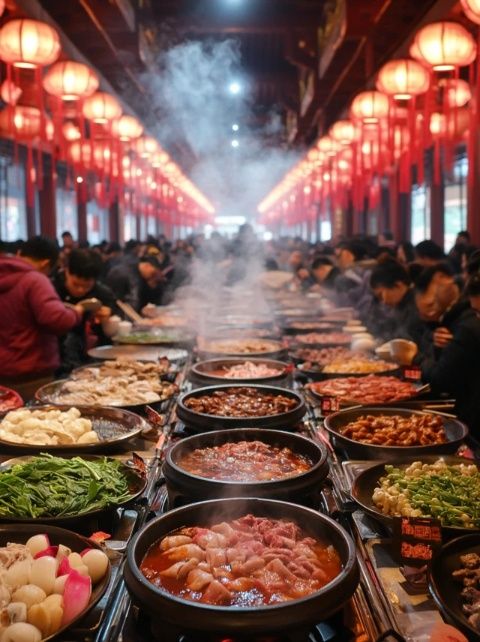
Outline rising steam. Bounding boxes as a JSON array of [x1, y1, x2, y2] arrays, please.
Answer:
[[144, 37, 300, 218]]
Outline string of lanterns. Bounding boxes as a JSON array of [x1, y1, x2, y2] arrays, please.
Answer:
[[259, 9, 480, 231], [0, 11, 214, 226]]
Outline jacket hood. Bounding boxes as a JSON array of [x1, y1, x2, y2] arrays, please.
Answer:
[[0, 255, 35, 293]]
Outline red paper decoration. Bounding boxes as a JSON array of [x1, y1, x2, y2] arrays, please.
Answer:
[[376, 59, 430, 99], [411, 21, 476, 71], [0, 19, 60, 68], [43, 61, 99, 100]]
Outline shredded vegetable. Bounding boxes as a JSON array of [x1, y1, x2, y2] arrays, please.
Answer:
[[0, 454, 133, 518], [372, 459, 480, 528]]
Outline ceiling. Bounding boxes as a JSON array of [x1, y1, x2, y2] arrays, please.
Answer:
[[11, 0, 460, 211]]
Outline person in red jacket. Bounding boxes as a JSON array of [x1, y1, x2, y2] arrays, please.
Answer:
[[0, 236, 83, 400]]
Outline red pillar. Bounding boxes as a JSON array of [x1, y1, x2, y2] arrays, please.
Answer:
[[467, 131, 480, 246], [38, 156, 56, 239]]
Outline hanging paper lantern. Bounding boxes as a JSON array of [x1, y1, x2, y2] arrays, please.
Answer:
[[350, 91, 389, 123], [62, 121, 81, 141], [151, 150, 170, 168], [135, 136, 158, 158], [0, 19, 60, 68], [67, 140, 95, 167], [429, 110, 469, 138], [316, 135, 338, 156], [82, 92, 122, 123], [110, 115, 143, 141], [441, 78, 472, 107], [410, 22, 476, 71], [376, 59, 430, 100], [460, 0, 480, 25], [0, 105, 42, 139], [0, 1, 5, 18], [43, 61, 99, 100], [0, 79, 21, 105], [329, 120, 357, 145]]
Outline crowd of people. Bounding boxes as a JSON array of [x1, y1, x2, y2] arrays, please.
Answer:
[[0, 227, 479, 435]]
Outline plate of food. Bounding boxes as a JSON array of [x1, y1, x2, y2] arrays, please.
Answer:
[[0, 523, 111, 641], [190, 359, 291, 385], [35, 360, 178, 410], [292, 332, 352, 348], [0, 405, 147, 454], [351, 456, 480, 536], [114, 329, 195, 346], [324, 407, 468, 459], [429, 534, 480, 640], [306, 375, 426, 406], [0, 453, 146, 524], [308, 357, 399, 380], [197, 338, 286, 360], [87, 345, 188, 362]]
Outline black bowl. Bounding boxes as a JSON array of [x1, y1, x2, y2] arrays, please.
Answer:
[[124, 498, 359, 637], [324, 407, 468, 460], [190, 358, 292, 386], [0, 523, 111, 640], [176, 384, 306, 431], [351, 456, 480, 537], [429, 534, 480, 640], [163, 428, 328, 505], [0, 404, 147, 455]]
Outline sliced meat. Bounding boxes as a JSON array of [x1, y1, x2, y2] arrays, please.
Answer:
[[186, 568, 214, 591], [202, 579, 232, 605], [165, 544, 205, 562], [264, 558, 297, 583], [160, 558, 198, 579], [194, 530, 227, 549], [205, 547, 227, 567], [160, 535, 193, 551], [211, 522, 237, 541]]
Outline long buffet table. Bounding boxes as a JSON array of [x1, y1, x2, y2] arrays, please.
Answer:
[[0, 292, 477, 642]]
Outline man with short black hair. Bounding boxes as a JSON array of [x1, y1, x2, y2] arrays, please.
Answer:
[[53, 249, 116, 374], [414, 240, 446, 267], [413, 264, 480, 431], [0, 236, 82, 399]]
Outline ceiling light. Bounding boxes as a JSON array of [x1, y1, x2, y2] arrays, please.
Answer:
[[228, 81, 241, 95], [231, 139, 239, 148], [232, 123, 239, 131]]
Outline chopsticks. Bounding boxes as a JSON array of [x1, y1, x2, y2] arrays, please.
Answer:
[[116, 300, 143, 323]]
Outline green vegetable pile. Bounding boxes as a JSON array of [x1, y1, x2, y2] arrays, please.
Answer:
[[383, 462, 480, 528], [0, 454, 133, 518]]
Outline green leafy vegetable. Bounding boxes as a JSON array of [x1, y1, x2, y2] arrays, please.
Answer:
[[0, 454, 134, 518]]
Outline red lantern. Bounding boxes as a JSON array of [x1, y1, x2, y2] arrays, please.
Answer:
[[67, 140, 95, 167], [0, 79, 21, 105], [376, 59, 430, 99], [135, 136, 158, 158], [411, 22, 476, 71], [0, 19, 60, 68], [442, 78, 472, 107], [110, 115, 143, 141], [329, 120, 357, 145], [460, 0, 480, 25], [43, 61, 99, 100], [0, 105, 42, 139], [316, 135, 338, 156], [62, 121, 81, 141], [82, 92, 122, 123], [350, 91, 389, 123]]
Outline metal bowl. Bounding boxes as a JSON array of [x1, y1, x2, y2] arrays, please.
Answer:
[[0, 404, 147, 454], [176, 384, 306, 431], [197, 338, 286, 361], [190, 358, 292, 386], [324, 406, 468, 460]]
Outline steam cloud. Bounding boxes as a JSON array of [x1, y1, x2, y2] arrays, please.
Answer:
[[145, 37, 300, 218]]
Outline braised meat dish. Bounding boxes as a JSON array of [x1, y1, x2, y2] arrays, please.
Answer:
[[453, 551, 480, 632], [177, 440, 313, 481], [183, 387, 299, 417], [140, 515, 341, 606], [308, 375, 418, 404], [340, 413, 447, 446]]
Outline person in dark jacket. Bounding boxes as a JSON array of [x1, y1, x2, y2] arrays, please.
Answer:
[[0, 236, 82, 400], [414, 265, 480, 431], [53, 249, 117, 375], [106, 255, 163, 312], [369, 259, 424, 343]]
